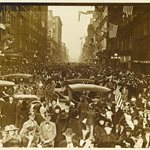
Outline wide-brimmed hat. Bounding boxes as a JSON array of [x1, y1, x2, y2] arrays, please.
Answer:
[[58, 111, 69, 120], [4, 125, 18, 132], [63, 128, 75, 137]]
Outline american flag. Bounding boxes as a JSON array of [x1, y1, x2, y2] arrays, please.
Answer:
[[114, 85, 124, 109]]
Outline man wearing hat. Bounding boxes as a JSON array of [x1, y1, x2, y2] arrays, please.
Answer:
[[77, 95, 89, 121], [68, 109, 82, 143], [98, 121, 118, 147], [4, 96, 17, 126], [94, 117, 107, 147], [120, 127, 135, 148], [20, 114, 39, 138], [39, 112, 56, 147], [58, 128, 79, 147], [3, 125, 21, 147], [55, 110, 69, 146]]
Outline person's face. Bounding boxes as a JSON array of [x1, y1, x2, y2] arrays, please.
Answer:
[[55, 109, 60, 114], [9, 97, 14, 103], [8, 130, 15, 136], [19, 99, 23, 104], [105, 127, 112, 135], [139, 111, 143, 116], [99, 120, 105, 126], [45, 115, 51, 121], [138, 93, 142, 98], [133, 119, 138, 125], [126, 131, 131, 137], [52, 100, 56, 106]]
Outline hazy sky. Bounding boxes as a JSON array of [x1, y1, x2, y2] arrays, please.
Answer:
[[48, 6, 94, 62]]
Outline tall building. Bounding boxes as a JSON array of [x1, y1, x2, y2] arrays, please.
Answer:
[[53, 16, 62, 45], [47, 10, 63, 62], [0, 5, 48, 62]]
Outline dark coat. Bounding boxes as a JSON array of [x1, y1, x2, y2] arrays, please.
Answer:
[[4, 102, 17, 125], [94, 124, 106, 147], [68, 118, 83, 141], [98, 131, 117, 147], [55, 117, 69, 146]]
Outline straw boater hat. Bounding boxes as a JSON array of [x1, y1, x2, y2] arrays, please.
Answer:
[[4, 125, 18, 132], [63, 128, 75, 137]]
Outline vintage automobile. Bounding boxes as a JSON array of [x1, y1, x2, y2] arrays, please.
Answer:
[[54, 83, 111, 104], [0, 73, 33, 83], [66, 79, 95, 84], [0, 80, 15, 97], [0, 80, 15, 87], [13, 94, 39, 102]]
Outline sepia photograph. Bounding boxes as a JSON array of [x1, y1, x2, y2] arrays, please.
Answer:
[[0, 2, 150, 148]]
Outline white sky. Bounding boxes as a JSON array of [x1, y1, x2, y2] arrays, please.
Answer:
[[48, 6, 94, 62]]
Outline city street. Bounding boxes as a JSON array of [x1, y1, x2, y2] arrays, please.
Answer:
[[0, 4, 150, 148]]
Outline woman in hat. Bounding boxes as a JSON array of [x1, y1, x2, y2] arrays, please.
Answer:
[[120, 127, 135, 148], [55, 110, 69, 146], [51, 105, 61, 123], [3, 125, 21, 147], [94, 117, 107, 147], [68, 109, 82, 143], [58, 128, 79, 147]]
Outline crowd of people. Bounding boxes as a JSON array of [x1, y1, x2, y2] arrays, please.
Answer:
[[0, 61, 150, 148]]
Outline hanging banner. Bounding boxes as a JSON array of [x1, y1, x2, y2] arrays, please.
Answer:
[[109, 23, 118, 38]]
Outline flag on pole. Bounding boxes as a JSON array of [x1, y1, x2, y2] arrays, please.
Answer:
[[114, 85, 124, 109], [78, 10, 93, 22], [123, 6, 133, 17], [109, 23, 118, 38]]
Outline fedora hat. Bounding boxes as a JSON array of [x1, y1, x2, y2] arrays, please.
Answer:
[[4, 125, 18, 132], [63, 128, 75, 137]]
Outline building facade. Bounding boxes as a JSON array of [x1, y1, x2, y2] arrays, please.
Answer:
[[108, 4, 150, 73], [47, 10, 67, 63], [0, 5, 48, 63]]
